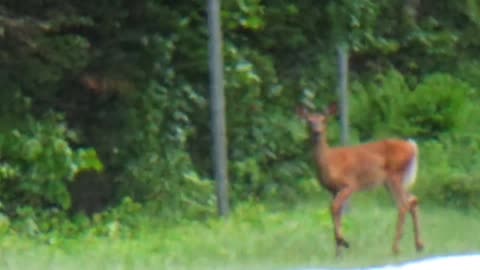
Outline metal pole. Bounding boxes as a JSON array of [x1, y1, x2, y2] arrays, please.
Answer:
[[207, 0, 229, 216], [337, 44, 349, 145]]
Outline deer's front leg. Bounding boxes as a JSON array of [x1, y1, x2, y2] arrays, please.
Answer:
[[331, 187, 354, 256]]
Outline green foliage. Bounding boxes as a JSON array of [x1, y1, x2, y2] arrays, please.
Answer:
[[0, 113, 103, 211], [350, 69, 413, 139], [328, 0, 400, 54], [9, 196, 149, 240], [219, 41, 313, 202], [112, 79, 215, 220], [2, 0, 480, 231], [88, 197, 144, 238], [430, 175, 480, 209], [416, 133, 480, 210], [454, 60, 480, 90], [407, 74, 473, 138], [350, 70, 474, 139], [223, 0, 265, 31]]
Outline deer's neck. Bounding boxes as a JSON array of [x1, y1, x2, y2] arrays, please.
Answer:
[[312, 131, 336, 193], [312, 132, 329, 167]]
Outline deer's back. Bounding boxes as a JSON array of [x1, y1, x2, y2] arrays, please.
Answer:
[[324, 139, 416, 190]]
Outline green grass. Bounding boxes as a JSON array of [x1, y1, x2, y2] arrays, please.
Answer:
[[0, 195, 479, 270]]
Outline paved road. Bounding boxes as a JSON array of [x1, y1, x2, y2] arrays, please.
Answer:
[[298, 254, 480, 270]]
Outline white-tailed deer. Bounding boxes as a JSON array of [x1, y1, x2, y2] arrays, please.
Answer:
[[297, 103, 424, 256]]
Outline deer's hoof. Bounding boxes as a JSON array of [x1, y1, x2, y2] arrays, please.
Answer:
[[392, 245, 400, 255], [416, 241, 424, 252], [336, 237, 350, 248]]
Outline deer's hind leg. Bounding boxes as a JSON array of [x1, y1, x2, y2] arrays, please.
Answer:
[[386, 178, 410, 254], [407, 194, 424, 251], [386, 176, 423, 254]]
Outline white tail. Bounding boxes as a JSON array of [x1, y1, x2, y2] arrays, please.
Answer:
[[297, 104, 424, 256], [403, 139, 418, 189]]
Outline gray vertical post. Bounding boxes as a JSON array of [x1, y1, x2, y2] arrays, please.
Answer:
[[207, 0, 229, 216], [337, 44, 349, 145]]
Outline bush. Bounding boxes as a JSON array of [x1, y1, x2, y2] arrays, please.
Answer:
[[10, 196, 145, 239], [425, 174, 480, 209], [407, 74, 473, 138], [0, 112, 103, 213], [111, 80, 216, 221], [350, 69, 413, 140], [415, 134, 480, 210], [350, 70, 474, 140]]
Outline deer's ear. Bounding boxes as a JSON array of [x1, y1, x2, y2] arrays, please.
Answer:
[[324, 102, 338, 116], [296, 106, 309, 119]]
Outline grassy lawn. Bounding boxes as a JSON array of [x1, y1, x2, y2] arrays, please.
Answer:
[[0, 195, 479, 270]]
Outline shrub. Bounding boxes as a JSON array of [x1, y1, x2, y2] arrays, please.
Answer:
[[0, 112, 103, 214], [350, 70, 474, 140], [349, 69, 413, 139], [108, 80, 216, 220], [407, 74, 473, 138], [424, 174, 480, 210], [416, 134, 480, 210]]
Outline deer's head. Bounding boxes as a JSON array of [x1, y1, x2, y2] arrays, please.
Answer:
[[296, 103, 338, 136]]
